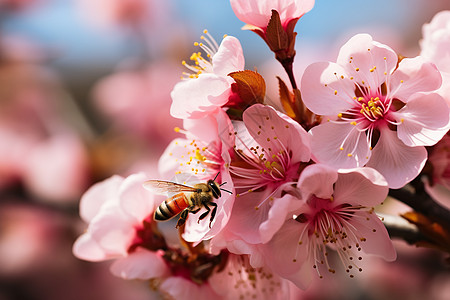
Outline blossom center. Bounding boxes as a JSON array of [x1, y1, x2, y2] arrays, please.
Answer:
[[360, 96, 386, 121], [128, 215, 166, 253], [294, 196, 371, 278], [170, 136, 223, 179], [230, 145, 298, 197]]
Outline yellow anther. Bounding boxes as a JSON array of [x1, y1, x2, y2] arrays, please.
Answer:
[[350, 121, 357, 125], [195, 149, 205, 161], [339, 147, 344, 151], [347, 153, 353, 157], [174, 127, 181, 132], [334, 90, 338, 95], [355, 68, 360, 72], [194, 42, 199, 46], [338, 113, 343, 118]]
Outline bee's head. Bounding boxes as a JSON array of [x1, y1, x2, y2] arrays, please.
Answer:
[[207, 180, 221, 199]]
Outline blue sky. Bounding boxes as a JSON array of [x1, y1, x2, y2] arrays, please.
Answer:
[[2, 0, 448, 69]]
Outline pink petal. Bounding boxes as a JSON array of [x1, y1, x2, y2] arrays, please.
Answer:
[[351, 211, 397, 261], [366, 127, 427, 189], [230, 1, 270, 30], [160, 277, 218, 300], [209, 254, 290, 299], [310, 122, 370, 168], [183, 108, 232, 144], [227, 240, 265, 268], [230, 0, 315, 29], [212, 36, 245, 77], [297, 164, 338, 199], [79, 175, 124, 222], [301, 62, 355, 115], [390, 56, 442, 100], [259, 194, 302, 243], [170, 74, 231, 119], [216, 108, 236, 151], [89, 207, 136, 255], [260, 220, 313, 290], [110, 248, 169, 280], [420, 11, 450, 73], [226, 190, 271, 244], [437, 71, 450, 105], [425, 182, 450, 209], [337, 34, 398, 90], [158, 138, 191, 180], [396, 92, 450, 146], [72, 233, 109, 262], [119, 173, 155, 222], [243, 104, 311, 163], [333, 168, 388, 207]]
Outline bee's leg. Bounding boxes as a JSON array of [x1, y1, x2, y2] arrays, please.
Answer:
[[198, 204, 211, 224], [176, 209, 189, 228], [208, 202, 218, 229], [190, 207, 201, 214]]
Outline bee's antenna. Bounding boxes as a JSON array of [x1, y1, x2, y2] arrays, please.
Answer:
[[213, 172, 220, 181], [220, 188, 233, 194], [219, 181, 227, 186]]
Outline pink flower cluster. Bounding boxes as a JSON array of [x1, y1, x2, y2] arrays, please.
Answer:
[[73, 1, 450, 298]]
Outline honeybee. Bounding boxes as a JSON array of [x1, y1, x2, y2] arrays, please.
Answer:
[[143, 174, 231, 229]]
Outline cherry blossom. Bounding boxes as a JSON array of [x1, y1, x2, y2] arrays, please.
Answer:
[[156, 109, 235, 244], [72, 173, 169, 280], [259, 164, 396, 289], [230, 0, 315, 32], [420, 10, 450, 105], [222, 104, 310, 244], [301, 33, 450, 188], [170, 33, 245, 119]]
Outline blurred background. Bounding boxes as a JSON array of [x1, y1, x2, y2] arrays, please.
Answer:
[[0, 0, 449, 299]]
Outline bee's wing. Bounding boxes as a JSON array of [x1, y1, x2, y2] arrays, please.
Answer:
[[143, 180, 198, 195]]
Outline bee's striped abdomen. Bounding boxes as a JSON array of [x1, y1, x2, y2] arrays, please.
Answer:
[[154, 193, 190, 221]]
